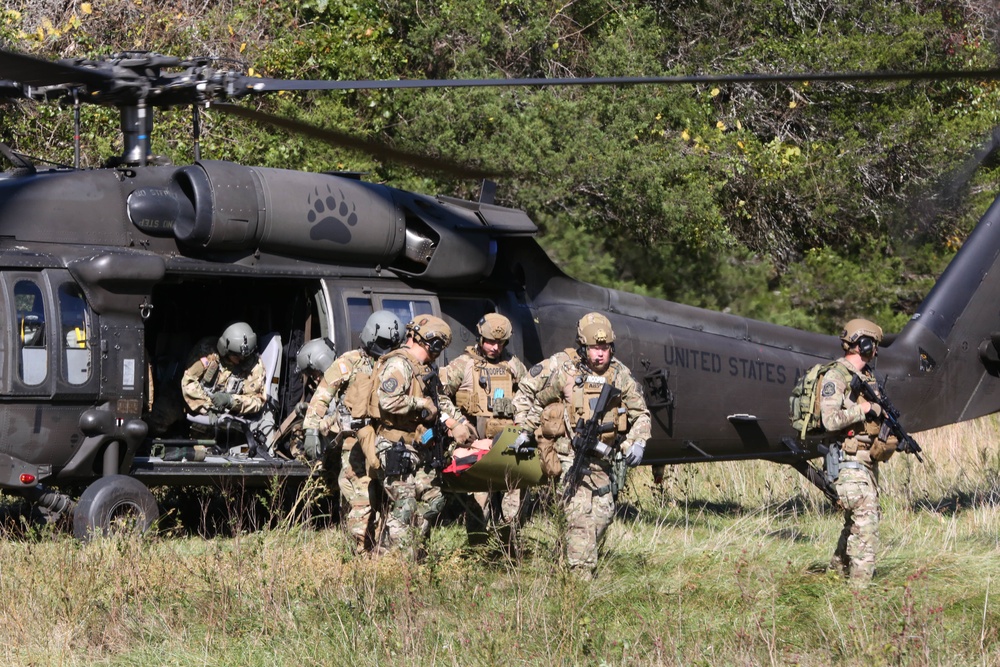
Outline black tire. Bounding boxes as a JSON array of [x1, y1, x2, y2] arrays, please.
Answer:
[[73, 475, 159, 541]]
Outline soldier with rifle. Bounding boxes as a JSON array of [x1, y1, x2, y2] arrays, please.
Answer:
[[370, 314, 473, 558], [819, 318, 921, 584], [512, 312, 651, 579]]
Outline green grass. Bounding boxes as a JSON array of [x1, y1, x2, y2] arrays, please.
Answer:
[[3, 417, 1000, 665]]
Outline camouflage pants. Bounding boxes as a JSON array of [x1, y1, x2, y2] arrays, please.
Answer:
[[559, 455, 615, 578], [339, 444, 383, 552], [831, 463, 880, 583], [378, 444, 445, 559]]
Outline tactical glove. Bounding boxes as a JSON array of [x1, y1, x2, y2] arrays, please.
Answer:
[[449, 420, 475, 445], [419, 398, 439, 423], [509, 430, 535, 454], [211, 392, 233, 410], [625, 440, 646, 467], [303, 429, 323, 460], [865, 403, 883, 420]]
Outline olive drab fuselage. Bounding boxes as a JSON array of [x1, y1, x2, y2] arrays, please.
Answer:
[[0, 154, 999, 502]]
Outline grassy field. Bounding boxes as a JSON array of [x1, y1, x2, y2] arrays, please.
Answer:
[[2, 417, 1000, 666]]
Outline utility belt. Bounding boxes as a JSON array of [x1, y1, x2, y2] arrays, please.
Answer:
[[842, 431, 873, 455], [346, 417, 372, 430], [376, 427, 417, 446]]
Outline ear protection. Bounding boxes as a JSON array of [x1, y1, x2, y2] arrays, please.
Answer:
[[857, 335, 876, 357]]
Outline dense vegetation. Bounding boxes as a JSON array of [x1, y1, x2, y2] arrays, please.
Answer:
[[3, 0, 1000, 332]]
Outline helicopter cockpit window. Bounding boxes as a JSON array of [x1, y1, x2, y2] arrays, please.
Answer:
[[381, 298, 433, 328], [15, 280, 47, 385], [347, 297, 374, 351], [58, 283, 91, 385]]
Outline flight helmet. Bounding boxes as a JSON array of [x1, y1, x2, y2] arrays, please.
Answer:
[[295, 338, 336, 374], [360, 310, 403, 356], [217, 321, 257, 360]]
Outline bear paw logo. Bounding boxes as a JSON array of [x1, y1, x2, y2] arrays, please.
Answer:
[[307, 186, 359, 244]]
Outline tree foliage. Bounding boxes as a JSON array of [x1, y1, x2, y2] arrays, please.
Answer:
[[2, 0, 999, 332]]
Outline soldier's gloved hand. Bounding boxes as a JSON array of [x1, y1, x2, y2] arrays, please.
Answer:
[[509, 430, 534, 454], [303, 429, 323, 460], [449, 420, 475, 445], [625, 440, 646, 467], [211, 392, 233, 410], [419, 398, 438, 424], [866, 403, 883, 419]]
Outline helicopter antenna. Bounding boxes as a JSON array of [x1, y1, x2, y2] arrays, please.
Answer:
[[72, 89, 80, 169], [192, 104, 201, 161]]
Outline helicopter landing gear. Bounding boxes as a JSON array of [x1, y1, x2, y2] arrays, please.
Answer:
[[72, 475, 159, 541]]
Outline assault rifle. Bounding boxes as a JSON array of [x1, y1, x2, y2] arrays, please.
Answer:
[[420, 364, 447, 470], [849, 375, 924, 463], [563, 382, 622, 501]]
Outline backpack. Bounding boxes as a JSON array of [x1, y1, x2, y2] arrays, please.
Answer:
[[788, 362, 842, 440]]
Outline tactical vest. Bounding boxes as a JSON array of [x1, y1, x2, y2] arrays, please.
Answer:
[[454, 347, 516, 430], [568, 367, 627, 445], [368, 347, 429, 437], [338, 351, 375, 418]]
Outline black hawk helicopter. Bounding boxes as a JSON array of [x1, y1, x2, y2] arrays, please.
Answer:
[[1, 47, 1000, 538]]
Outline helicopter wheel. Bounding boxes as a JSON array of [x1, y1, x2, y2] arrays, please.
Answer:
[[72, 475, 159, 541]]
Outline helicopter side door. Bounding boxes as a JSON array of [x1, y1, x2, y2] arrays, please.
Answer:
[[3, 270, 99, 398]]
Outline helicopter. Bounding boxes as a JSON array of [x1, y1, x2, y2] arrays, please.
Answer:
[[1, 46, 1000, 538]]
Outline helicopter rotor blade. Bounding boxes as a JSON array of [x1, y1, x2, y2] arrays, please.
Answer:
[[213, 103, 502, 179], [0, 48, 113, 88], [239, 68, 1000, 94]]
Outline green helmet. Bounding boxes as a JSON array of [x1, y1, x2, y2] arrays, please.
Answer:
[[217, 321, 257, 360], [295, 338, 336, 374], [361, 310, 403, 356]]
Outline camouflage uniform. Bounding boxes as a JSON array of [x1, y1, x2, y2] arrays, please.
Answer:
[[820, 357, 885, 583], [304, 348, 381, 551], [372, 346, 460, 557], [440, 344, 529, 540], [513, 348, 651, 577], [181, 337, 266, 422]]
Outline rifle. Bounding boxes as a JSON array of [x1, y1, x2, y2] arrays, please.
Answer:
[[849, 375, 924, 462], [419, 364, 447, 470], [563, 382, 622, 501]]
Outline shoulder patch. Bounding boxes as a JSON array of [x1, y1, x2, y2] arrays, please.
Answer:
[[381, 377, 399, 393], [529, 364, 543, 377], [821, 381, 837, 397]]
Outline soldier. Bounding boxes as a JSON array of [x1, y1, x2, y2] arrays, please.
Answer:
[[181, 321, 266, 438], [512, 312, 651, 579], [821, 318, 893, 584], [272, 337, 337, 459], [302, 311, 402, 553], [439, 313, 529, 545], [371, 314, 473, 558]]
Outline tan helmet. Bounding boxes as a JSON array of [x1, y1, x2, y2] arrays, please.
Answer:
[[407, 314, 453, 355], [477, 313, 512, 342], [577, 312, 616, 346], [840, 318, 883, 352]]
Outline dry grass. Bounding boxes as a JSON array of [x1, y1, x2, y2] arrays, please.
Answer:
[[0, 417, 999, 665]]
